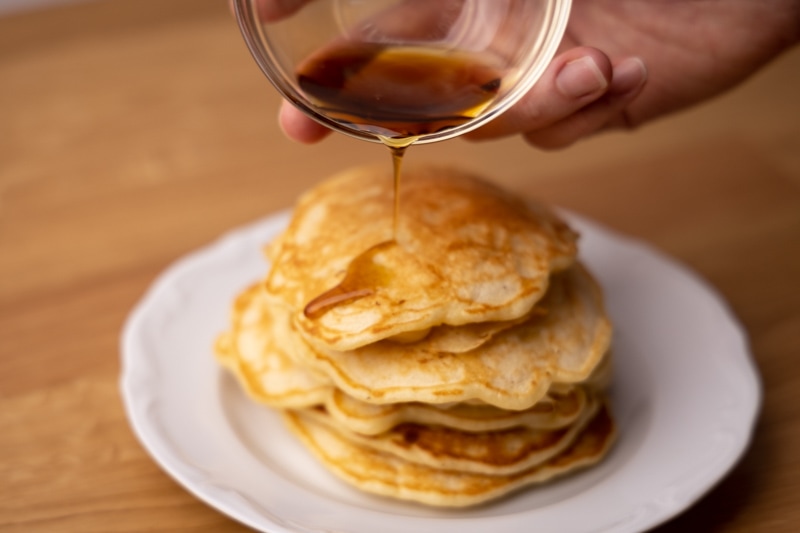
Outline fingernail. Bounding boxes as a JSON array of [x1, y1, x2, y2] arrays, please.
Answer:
[[556, 56, 608, 98], [611, 57, 647, 95]]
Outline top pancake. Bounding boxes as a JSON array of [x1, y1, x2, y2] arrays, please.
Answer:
[[265, 164, 578, 351]]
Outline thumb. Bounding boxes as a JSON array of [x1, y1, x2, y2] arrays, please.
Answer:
[[467, 47, 614, 140]]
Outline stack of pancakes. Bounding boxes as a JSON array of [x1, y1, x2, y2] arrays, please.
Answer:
[[216, 165, 615, 507]]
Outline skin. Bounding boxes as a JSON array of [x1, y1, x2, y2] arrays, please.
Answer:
[[231, 0, 800, 149]]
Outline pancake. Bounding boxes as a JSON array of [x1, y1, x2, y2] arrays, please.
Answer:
[[215, 164, 616, 508], [215, 284, 332, 408], [215, 283, 606, 421], [324, 386, 590, 435], [390, 309, 539, 353], [295, 393, 598, 475], [285, 263, 611, 409], [264, 164, 578, 351], [284, 402, 616, 507]]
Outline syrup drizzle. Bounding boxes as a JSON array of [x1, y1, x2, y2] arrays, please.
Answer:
[[384, 137, 413, 238], [302, 140, 413, 320]]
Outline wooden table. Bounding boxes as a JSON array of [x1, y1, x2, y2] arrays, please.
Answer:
[[2, 1, 799, 530]]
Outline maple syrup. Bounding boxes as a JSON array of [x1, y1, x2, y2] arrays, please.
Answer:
[[387, 142, 407, 237], [303, 240, 398, 319], [296, 42, 503, 139]]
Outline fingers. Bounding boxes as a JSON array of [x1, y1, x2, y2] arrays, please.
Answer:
[[278, 100, 332, 143], [524, 57, 648, 150], [229, 0, 330, 143], [467, 47, 648, 149], [467, 47, 613, 140]]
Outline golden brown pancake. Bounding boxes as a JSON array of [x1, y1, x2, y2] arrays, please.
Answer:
[[284, 264, 611, 409], [215, 164, 615, 508], [215, 284, 332, 408], [264, 164, 578, 351], [215, 283, 608, 420], [294, 394, 598, 475], [284, 402, 616, 507], [324, 387, 590, 435], [389, 309, 539, 353]]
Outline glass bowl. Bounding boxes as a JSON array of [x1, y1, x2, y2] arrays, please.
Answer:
[[233, 0, 571, 145]]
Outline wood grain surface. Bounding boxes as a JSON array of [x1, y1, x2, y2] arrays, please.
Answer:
[[1, 1, 799, 531]]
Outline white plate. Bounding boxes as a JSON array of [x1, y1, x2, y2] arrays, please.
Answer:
[[121, 211, 760, 533]]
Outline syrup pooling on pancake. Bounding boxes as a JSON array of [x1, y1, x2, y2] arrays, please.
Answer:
[[265, 165, 578, 352], [303, 239, 432, 319]]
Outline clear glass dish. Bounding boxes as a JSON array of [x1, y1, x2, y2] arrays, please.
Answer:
[[233, 0, 571, 144]]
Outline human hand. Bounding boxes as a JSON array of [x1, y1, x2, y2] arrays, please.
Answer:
[[235, 0, 800, 149], [469, 0, 799, 149]]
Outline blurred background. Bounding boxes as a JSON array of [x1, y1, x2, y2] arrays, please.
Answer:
[[2, 0, 799, 531], [0, 0, 83, 14]]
